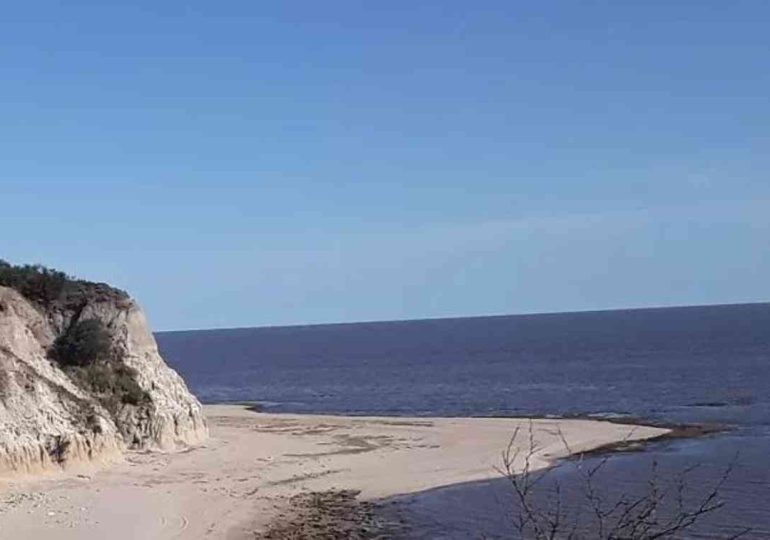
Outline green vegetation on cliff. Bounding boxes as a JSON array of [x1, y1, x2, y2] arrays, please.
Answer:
[[50, 318, 149, 412], [0, 260, 128, 310], [1, 259, 147, 412], [50, 319, 112, 367]]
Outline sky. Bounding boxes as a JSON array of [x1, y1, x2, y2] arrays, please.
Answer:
[[1, 1, 769, 331]]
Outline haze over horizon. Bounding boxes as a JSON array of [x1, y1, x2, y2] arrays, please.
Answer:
[[2, 1, 769, 331], [153, 300, 770, 334]]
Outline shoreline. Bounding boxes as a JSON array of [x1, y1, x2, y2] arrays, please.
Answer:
[[0, 405, 671, 539], [561, 416, 728, 459], [237, 401, 726, 458]]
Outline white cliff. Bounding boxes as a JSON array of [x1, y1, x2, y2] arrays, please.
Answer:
[[0, 283, 207, 476]]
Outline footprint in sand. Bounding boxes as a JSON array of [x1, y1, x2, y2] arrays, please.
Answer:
[[159, 514, 190, 537]]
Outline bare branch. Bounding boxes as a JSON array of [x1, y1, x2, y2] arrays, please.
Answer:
[[499, 427, 746, 539]]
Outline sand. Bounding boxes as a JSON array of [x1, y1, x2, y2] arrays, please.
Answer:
[[0, 405, 669, 539]]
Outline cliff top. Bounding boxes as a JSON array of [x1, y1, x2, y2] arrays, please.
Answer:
[[0, 260, 130, 313]]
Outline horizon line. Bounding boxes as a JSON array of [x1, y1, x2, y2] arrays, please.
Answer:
[[154, 299, 770, 334]]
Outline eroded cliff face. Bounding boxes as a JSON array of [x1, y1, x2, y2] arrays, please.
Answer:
[[0, 285, 207, 476]]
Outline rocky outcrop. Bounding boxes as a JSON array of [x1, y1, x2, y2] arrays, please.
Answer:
[[0, 282, 207, 476]]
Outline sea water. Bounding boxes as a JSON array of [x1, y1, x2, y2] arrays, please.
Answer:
[[157, 303, 770, 538]]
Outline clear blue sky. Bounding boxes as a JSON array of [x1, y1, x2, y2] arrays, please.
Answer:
[[2, 1, 769, 330]]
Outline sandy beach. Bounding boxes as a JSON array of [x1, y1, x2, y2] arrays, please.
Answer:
[[0, 405, 669, 539]]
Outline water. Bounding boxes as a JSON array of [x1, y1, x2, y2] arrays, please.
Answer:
[[156, 303, 770, 538]]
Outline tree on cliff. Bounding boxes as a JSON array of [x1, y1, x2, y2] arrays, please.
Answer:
[[0, 260, 68, 307], [50, 319, 113, 367], [0, 259, 127, 310]]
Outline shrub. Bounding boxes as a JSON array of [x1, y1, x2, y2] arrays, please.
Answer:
[[0, 259, 128, 311], [112, 365, 148, 406], [50, 318, 149, 410], [0, 260, 68, 307], [67, 363, 149, 412], [76, 363, 114, 392], [50, 319, 112, 367]]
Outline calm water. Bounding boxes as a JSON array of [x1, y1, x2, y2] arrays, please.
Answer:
[[156, 303, 770, 538]]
